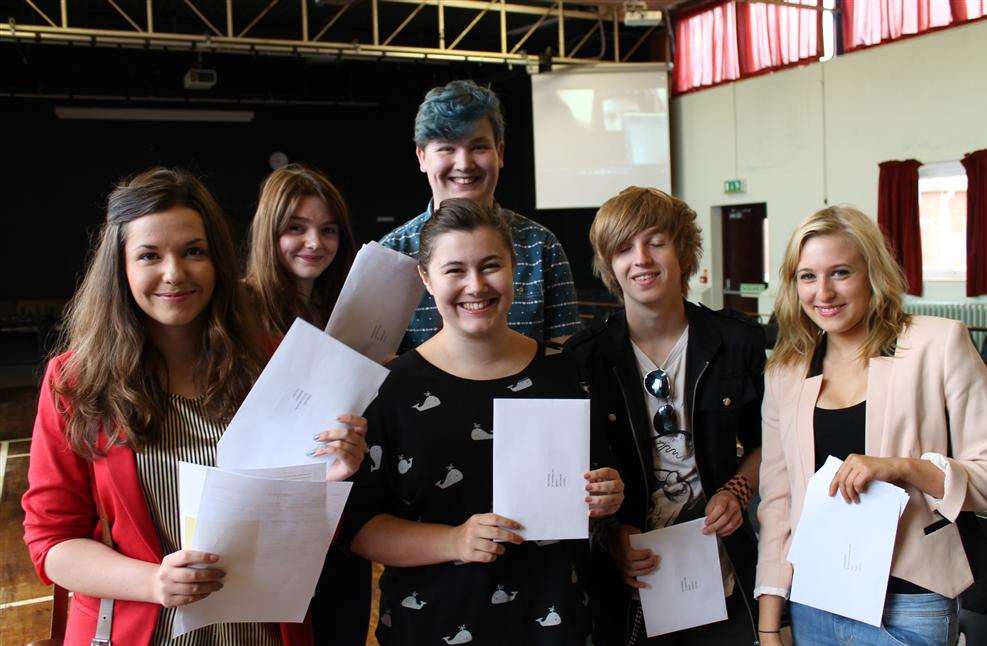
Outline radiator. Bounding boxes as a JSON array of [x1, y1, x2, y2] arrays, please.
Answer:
[[903, 301, 987, 351]]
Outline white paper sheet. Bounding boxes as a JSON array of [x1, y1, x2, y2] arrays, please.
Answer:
[[788, 455, 910, 627], [324, 241, 424, 364], [216, 318, 389, 470], [629, 518, 727, 637], [173, 462, 352, 637], [492, 398, 590, 541], [228, 462, 328, 482]]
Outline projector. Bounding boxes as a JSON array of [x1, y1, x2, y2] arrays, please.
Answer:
[[624, 2, 663, 27], [183, 68, 217, 90]]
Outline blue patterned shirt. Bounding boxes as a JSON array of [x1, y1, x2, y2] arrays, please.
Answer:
[[380, 202, 582, 352]]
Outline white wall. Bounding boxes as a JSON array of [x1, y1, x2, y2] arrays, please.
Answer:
[[672, 19, 987, 311]]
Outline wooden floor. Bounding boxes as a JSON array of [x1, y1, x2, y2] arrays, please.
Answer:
[[1, 384, 53, 646], [0, 385, 382, 645]]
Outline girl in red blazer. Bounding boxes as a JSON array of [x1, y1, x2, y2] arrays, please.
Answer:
[[22, 168, 365, 645]]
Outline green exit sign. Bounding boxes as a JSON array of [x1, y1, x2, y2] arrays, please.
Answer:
[[724, 178, 746, 194]]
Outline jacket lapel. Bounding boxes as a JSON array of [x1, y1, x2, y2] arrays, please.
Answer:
[[796, 375, 822, 487], [683, 302, 720, 415], [97, 443, 164, 561], [865, 356, 895, 457], [603, 312, 655, 458]]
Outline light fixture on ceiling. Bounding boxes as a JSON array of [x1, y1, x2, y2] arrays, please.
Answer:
[[54, 107, 254, 122], [623, 1, 663, 27], [183, 67, 218, 90]]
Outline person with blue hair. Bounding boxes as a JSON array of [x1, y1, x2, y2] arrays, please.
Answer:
[[381, 79, 582, 350]]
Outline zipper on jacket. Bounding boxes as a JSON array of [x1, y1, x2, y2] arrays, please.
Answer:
[[688, 359, 710, 437], [611, 364, 653, 640], [611, 365, 650, 526], [688, 359, 759, 645]]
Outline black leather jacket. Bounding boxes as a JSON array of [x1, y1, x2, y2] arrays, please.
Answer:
[[565, 301, 766, 645]]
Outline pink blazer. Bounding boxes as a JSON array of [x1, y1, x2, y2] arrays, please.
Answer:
[[22, 354, 313, 646], [756, 316, 987, 598]]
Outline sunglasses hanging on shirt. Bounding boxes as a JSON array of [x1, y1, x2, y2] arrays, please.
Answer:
[[644, 368, 684, 437]]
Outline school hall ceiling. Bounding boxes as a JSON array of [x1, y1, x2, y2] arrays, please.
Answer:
[[2, 0, 690, 67]]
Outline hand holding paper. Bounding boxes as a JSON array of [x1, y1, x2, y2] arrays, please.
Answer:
[[173, 462, 352, 637], [449, 513, 524, 564], [606, 524, 660, 589], [310, 413, 369, 481], [787, 455, 910, 627], [216, 318, 388, 471], [630, 518, 727, 637]]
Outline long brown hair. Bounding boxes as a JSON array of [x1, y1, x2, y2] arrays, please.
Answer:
[[768, 206, 911, 370], [53, 168, 266, 459], [244, 164, 356, 334]]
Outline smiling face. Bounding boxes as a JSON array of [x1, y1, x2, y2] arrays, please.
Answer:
[[277, 195, 340, 289], [416, 118, 504, 209], [796, 233, 871, 343], [124, 206, 216, 333], [610, 226, 683, 312], [419, 226, 514, 339]]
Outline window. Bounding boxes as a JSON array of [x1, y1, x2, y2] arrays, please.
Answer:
[[918, 161, 967, 281]]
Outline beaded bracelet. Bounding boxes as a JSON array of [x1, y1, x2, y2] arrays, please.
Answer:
[[716, 474, 753, 508]]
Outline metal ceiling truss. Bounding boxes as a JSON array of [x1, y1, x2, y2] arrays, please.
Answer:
[[3, 0, 660, 65]]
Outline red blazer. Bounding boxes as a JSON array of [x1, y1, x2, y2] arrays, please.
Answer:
[[22, 353, 313, 646]]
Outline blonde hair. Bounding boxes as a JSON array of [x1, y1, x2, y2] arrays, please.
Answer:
[[589, 187, 702, 301], [768, 205, 911, 370]]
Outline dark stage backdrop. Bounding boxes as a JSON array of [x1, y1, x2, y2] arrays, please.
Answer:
[[1, 44, 604, 303]]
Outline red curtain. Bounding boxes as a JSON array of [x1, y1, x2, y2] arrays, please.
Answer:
[[736, 0, 819, 75], [674, 2, 741, 93], [951, 0, 987, 20], [843, 0, 954, 51], [962, 150, 987, 296], [878, 160, 924, 295]]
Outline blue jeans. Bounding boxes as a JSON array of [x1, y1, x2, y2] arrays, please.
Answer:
[[790, 593, 959, 646]]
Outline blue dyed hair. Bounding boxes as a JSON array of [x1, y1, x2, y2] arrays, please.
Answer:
[[413, 80, 506, 148]]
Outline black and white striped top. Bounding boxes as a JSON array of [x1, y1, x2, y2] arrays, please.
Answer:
[[135, 394, 282, 646]]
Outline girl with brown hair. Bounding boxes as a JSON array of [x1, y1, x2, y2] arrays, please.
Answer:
[[22, 168, 336, 644], [22, 168, 365, 646], [344, 198, 624, 645], [244, 163, 356, 334], [244, 163, 371, 644]]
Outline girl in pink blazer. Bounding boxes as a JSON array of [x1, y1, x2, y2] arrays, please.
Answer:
[[755, 206, 987, 646]]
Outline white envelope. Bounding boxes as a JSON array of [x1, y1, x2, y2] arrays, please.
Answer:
[[325, 241, 424, 363], [630, 518, 728, 637], [216, 318, 389, 470], [492, 398, 590, 541], [788, 456, 910, 627]]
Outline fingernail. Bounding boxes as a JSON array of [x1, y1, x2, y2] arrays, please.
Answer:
[[306, 449, 318, 457], [313, 433, 322, 440]]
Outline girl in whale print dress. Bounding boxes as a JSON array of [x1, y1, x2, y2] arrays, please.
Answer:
[[342, 199, 624, 645]]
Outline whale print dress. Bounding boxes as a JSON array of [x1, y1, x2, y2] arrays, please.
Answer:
[[344, 346, 598, 645]]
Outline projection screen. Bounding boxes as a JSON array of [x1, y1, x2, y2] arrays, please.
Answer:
[[531, 64, 671, 210]]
